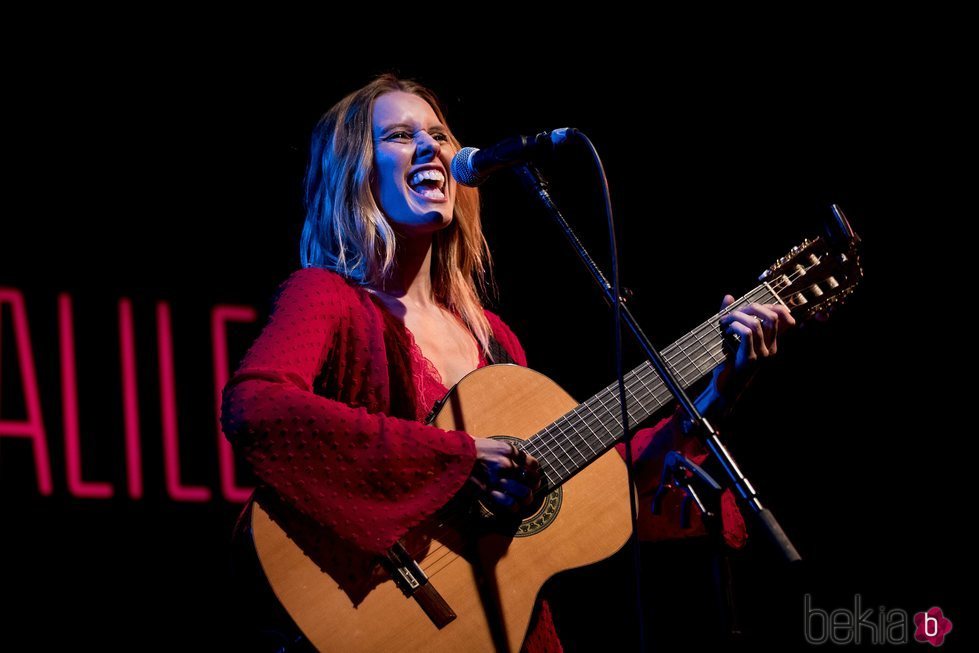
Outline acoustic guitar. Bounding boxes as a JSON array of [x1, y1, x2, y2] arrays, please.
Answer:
[[242, 222, 861, 652]]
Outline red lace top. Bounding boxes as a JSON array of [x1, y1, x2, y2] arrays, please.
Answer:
[[221, 266, 745, 653]]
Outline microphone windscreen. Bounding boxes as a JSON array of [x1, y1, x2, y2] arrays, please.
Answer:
[[450, 147, 482, 187]]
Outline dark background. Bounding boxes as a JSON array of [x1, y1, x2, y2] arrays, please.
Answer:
[[1, 33, 970, 651]]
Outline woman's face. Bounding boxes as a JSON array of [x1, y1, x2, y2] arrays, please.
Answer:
[[371, 91, 456, 237]]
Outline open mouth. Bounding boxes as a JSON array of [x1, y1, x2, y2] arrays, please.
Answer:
[[406, 169, 447, 201]]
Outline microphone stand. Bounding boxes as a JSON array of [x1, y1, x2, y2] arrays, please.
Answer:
[[653, 452, 743, 643], [512, 163, 801, 563]]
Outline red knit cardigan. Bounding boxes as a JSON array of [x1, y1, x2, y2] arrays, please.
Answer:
[[221, 266, 744, 653]]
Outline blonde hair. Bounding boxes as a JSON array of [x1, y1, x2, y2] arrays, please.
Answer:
[[300, 74, 498, 359]]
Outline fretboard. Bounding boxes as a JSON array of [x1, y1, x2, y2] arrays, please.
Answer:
[[522, 283, 780, 489]]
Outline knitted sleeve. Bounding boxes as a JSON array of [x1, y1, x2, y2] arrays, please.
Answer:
[[220, 267, 477, 555]]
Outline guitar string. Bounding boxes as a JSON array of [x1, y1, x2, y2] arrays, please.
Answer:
[[415, 317, 742, 573], [413, 261, 822, 572], [411, 276, 800, 571], [520, 283, 782, 479], [414, 324, 720, 564], [532, 269, 801, 460], [411, 281, 794, 571]]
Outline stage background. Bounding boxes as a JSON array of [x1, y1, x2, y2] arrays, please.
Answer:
[[1, 36, 969, 651]]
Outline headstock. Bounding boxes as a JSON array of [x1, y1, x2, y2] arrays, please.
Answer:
[[759, 205, 863, 323]]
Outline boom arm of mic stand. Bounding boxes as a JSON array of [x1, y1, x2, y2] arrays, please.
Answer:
[[512, 163, 801, 563]]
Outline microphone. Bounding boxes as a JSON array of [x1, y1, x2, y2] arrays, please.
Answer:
[[450, 128, 577, 187]]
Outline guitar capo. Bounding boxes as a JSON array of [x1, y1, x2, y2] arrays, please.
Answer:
[[651, 450, 723, 528]]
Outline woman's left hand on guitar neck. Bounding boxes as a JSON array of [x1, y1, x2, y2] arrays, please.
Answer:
[[696, 294, 797, 422]]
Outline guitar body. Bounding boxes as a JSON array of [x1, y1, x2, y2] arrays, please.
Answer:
[[245, 220, 864, 652], [250, 364, 634, 653]]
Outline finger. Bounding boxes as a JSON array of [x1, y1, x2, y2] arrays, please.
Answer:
[[512, 445, 528, 468], [467, 475, 488, 493], [744, 303, 779, 328], [470, 459, 490, 483], [482, 458, 516, 487], [744, 303, 780, 352], [496, 450, 519, 472], [720, 294, 736, 311], [488, 489, 518, 512], [726, 321, 758, 363], [735, 308, 769, 342], [513, 450, 540, 493], [524, 452, 540, 473], [741, 312, 771, 357], [770, 303, 797, 330], [478, 439, 519, 468], [722, 310, 768, 356], [497, 478, 532, 500], [513, 462, 543, 492]]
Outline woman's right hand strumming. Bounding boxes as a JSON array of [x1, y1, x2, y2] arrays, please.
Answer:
[[470, 438, 542, 514]]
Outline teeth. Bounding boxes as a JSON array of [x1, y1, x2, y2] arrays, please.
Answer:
[[415, 187, 445, 200], [408, 169, 446, 191]]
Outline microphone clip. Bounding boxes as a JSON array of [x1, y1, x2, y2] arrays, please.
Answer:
[[651, 450, 723, 528]]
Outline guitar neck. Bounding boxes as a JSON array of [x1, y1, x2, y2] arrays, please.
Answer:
[[523, 283, 781, 489]]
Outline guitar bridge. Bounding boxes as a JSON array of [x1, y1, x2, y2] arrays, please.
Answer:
[[383, 542, 457, 629]]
